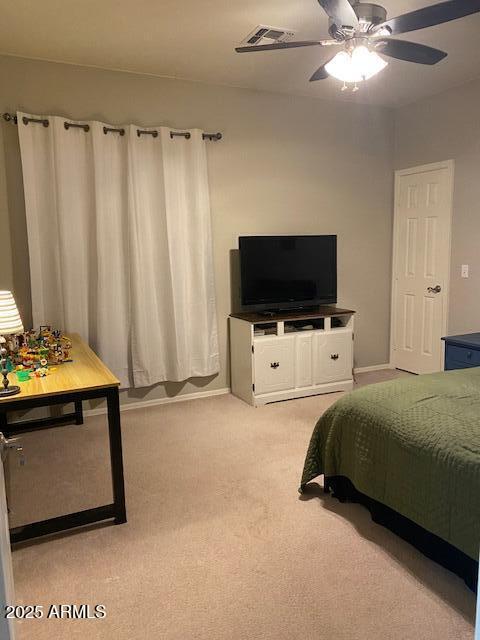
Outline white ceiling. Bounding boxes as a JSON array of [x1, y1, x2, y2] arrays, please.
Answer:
[[1, 0, 480, 107]]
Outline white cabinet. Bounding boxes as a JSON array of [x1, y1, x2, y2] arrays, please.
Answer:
[[230, 308, 355, 406], [254, 337, 295, 395], [315, 330, 353, 384]]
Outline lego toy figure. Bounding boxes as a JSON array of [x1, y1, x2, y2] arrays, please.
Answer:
[[7, 326, 73, 370]]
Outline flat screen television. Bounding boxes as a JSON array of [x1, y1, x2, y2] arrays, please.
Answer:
[[239, 235, 337, 312]]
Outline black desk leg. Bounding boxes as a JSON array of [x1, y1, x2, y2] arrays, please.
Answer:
[[74, 400, 84, 425], [106, 387, 127, 524]]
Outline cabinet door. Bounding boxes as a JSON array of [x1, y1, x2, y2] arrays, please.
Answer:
[[254, 337, 295, 395], [295, 334, 313, 388], [315, 331, 353, 384]]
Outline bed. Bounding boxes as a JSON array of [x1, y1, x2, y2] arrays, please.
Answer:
[[300, 367, 480, 589]]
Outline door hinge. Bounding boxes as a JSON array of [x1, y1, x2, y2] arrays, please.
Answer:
[[352, 333, 354, 340], [252, 345, 254, 354], [252, 383, 255, 392]]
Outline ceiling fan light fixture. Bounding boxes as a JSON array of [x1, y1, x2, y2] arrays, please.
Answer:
[[325, 45, 388, 83]]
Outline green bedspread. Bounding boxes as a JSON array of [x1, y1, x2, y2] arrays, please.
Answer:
[[300, 367, 480, 560]]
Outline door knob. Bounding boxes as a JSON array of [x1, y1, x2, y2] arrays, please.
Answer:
[[0, 432, 24, 464], [1, 432, 25, 515], [270, 362, 280, 369], [427, 285, 442, 294]]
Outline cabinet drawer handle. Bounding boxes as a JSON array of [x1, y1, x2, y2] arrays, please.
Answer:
[[270, 362, 280, 369], [330, 353, 339, 361]]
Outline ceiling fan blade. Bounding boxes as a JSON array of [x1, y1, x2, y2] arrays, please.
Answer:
[[317, 0, 359, 28], [373, 0, 480, 36], [236, 40, 323, 53], [309, 57, 336, 81], [376, 39, 448, 64]]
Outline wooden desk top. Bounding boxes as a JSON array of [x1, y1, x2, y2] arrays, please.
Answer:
[[0, 333, 119, 403]]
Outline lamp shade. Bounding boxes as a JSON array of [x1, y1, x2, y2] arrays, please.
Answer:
[[0, 291, 24, 335], [325, 46, 388, 83]]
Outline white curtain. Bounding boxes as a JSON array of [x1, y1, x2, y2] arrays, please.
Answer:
[[17, 113, 219, 388]]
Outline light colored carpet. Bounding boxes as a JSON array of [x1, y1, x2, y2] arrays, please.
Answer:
[[9, 370, 475, 640]]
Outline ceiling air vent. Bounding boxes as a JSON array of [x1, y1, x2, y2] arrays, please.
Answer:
[[239, 25, 296, 48]]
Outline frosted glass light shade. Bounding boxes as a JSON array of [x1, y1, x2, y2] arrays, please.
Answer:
[[0, 291, 24, 335], [325, 46, 388, 83]]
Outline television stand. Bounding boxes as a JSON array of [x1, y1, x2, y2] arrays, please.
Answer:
[[229, 306, 355, 406]]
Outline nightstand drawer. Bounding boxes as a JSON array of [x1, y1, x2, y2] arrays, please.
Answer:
[[445, 344, 480, 367]]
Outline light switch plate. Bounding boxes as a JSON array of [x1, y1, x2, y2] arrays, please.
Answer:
[[461, 264, 469, 278]]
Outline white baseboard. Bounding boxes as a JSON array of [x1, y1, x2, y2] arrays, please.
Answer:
[[254, 379, 354, 406], [354, 363, 393, 374], [84, 387, 231, 417], [83, 365, 392, 417]]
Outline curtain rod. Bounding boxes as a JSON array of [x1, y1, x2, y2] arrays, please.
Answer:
[[2, 113, 222, 141]]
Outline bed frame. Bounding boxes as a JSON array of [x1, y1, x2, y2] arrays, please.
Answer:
[[325, 475, 478, 592]]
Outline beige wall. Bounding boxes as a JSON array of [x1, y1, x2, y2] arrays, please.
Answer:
[[0, 55, 394, 404], [395, 77, 480, 336]]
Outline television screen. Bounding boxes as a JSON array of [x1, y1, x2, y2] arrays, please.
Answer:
[[239, 235, 337, 311]]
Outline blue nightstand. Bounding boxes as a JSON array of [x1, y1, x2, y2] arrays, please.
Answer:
[[442, 333, 480, 371]]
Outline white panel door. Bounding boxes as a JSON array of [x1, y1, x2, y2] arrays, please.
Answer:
[[295, 334, 313, 388], [315, 331, 353, 384], [392, 162, 453, 374], [0, 443, 15, 640], [254, 337, 295, 395]]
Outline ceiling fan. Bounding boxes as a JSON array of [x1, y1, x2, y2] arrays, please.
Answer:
[[235, 0, 480, 89]]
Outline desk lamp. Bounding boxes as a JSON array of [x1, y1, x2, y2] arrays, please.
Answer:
[[0, 291, 24, 397]]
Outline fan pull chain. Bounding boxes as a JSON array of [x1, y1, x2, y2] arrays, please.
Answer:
[[340, 82, 360, 93]]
